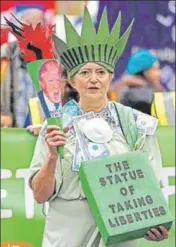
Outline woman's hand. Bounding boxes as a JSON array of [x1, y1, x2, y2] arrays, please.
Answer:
[[144, 225, 169, 242], [45, 125, 69, 156], [27, 124, 42, 135]]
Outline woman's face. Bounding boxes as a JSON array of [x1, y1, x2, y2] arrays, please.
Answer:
[[69, 62, 113, 102], [144, 62, 160, 85]]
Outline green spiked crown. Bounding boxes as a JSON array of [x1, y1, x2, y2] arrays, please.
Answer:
[[53, 7, 134, 76]]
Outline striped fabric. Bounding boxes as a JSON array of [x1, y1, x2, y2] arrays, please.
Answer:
[[60, 44, 118, 73], [151, 91, 175, 125], [0, 58, 9, 82], [15, 56, 36, 128], [28, 97, 43, 125]]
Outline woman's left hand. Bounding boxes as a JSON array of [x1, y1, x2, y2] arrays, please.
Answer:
[[144, 225, 169, 242], [27, 124, 42, 135]]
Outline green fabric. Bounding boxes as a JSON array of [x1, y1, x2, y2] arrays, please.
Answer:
[[113, 102, 138, 151], [52, 7, 134, 75], [1, 128, 44, 247]]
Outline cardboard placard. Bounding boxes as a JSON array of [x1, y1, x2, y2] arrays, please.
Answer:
[[79, 151, 173, 245], [27, 59, 64, 158]]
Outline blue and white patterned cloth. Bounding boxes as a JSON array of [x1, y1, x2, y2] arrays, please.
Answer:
[[63, 100, 122, 134], [15, 56, 36, 128]]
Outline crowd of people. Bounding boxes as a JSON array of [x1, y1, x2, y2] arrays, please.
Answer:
[[1, 8, 175, 129]]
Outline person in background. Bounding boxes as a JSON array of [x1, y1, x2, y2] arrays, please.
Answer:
[[151, 91, 175, 125], [1, 8, 45, 128], [1, 105, 13, 127], [61, 68, 79, 105], [118, 49, 165, 114]]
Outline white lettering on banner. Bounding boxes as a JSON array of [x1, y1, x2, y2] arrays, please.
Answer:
[[1, 168, 35, 219], [132, 46, 175, 63], [1, 189, 7, 198], [169, 1, 176, 42], [160, 66, 175, 80], [162, 167, 175, 204], [160, 65, 175, 90], [156, 0, 176, 43], [16, 169, 35, 219], [168, 1, 176, 14], [156, 14, 174, 27], [171, 25, 175, 42], [1, 169, 13, 219], [150, 48, 175, 63]]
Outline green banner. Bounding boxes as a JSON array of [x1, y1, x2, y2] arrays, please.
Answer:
[[1, 129, 44, 247], [138, 126, 175, 247], [1, 126, 175, 247]]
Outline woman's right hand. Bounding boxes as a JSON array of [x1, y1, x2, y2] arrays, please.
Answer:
[[45, 125, 69, 156]]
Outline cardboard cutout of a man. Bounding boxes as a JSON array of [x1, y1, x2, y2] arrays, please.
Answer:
[[38, 60, 62, 118]]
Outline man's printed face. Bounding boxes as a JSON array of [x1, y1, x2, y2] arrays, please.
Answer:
[[39, 61, 61, 104]]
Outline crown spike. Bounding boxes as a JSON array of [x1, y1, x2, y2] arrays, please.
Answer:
[[81, 6, 96, 45], [55, 6, 134, 76], [52, 34, 67, 56], [115, 18, 134, 57], [95, 7, 109, 44], [64, 15, 80, 46], [108, 11, 121, 45]]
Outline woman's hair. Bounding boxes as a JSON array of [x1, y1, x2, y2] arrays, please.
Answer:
[[135, 71, 144, 77], [62, 68, 68, 79], [61, 68, 79, 104], [1, 105, 14, 127], [63, 83, 79, 104], [1, 105, 13, 117]]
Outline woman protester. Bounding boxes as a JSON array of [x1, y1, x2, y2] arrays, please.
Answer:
[[118, 49, 164, 114], [28, 7, 169, 247]]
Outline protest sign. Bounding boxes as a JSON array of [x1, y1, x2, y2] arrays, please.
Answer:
[[80, 151, 173, 245]]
